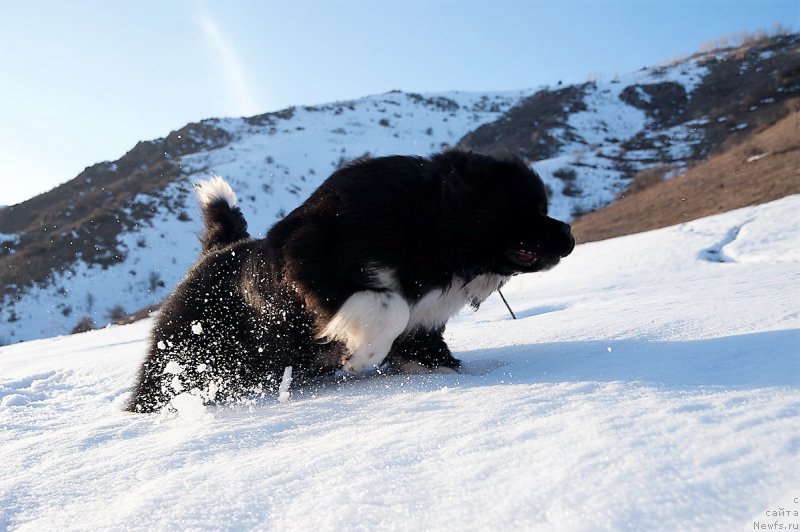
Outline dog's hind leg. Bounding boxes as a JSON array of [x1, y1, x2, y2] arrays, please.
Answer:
[[318, 290, 410, 372]]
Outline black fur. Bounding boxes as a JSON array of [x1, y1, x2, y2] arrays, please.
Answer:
[[128, 151, 574, 413]]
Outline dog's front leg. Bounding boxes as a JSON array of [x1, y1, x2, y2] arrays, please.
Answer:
[[318, 290, 410, 372], [384, 326, 461, 373]]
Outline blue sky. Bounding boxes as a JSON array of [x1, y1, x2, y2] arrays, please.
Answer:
[[0, 0, 796, 205]]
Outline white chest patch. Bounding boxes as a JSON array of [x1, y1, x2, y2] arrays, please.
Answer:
[[406, 274, 509, 332], [318, 269, 508, 373]]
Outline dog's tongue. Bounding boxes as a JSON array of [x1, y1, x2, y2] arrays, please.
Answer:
[[511, 249, 537, 264]]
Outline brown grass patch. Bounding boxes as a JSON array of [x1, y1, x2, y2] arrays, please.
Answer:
[[572, 105, 800, 243]]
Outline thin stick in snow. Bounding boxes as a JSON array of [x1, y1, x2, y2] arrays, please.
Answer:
[[498, 289, 517, 320]]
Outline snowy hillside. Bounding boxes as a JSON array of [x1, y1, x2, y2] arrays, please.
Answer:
[[531, 59, 708, 222], [1, 90, 532, 343], [2, 196, 798, 530]]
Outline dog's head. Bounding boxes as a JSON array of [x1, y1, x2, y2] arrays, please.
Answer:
[[439, 151, 575, 276]]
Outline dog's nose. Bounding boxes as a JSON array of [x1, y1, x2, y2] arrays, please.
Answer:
[[560, 222, 575, 257]]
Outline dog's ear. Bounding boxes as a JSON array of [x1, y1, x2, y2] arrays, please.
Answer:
[[446, 151, 491, 187], [441, 157, 475, 203], [441, 161, 492, 221]]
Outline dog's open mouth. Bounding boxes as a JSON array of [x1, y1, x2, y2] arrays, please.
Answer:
[[507, 249, 538, 267]]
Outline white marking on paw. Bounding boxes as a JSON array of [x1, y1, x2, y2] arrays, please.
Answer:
[[195, 176, 237, 208], [319, 290, 410, 373]]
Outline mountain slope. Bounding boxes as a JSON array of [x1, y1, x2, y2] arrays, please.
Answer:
[[572, 107, 800, 242], [0, 90, 532, 343], [1, 196, 798, 530]]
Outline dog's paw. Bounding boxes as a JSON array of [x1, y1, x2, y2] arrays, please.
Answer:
[[341, 348, 384, 373], [341, 346, 389, 373]]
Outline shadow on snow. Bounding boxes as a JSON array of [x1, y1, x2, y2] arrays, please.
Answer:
[[456, 328, 799, 390]]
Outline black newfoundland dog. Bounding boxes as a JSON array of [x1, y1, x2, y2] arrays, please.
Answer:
[[128, 151, 574, 412]]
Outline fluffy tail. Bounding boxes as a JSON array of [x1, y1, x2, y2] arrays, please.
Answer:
[[194, 176, 250, 253]]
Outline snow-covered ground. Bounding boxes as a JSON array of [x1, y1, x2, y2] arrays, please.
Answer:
[[1, 196, 798, 530]]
